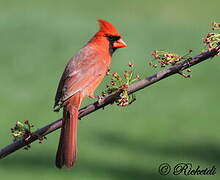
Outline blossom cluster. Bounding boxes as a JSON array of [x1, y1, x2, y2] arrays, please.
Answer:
[[103, 63, 139, 107]]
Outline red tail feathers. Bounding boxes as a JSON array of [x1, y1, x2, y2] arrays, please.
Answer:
[[56, 92, 82, 168]]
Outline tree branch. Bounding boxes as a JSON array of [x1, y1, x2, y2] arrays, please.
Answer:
[[0, 46, 219, 159]]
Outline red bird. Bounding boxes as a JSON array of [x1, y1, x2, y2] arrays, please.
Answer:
[[53, 19, 127, 168]]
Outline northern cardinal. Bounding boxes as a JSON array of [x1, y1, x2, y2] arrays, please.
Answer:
[[53, 19, 127, 168]]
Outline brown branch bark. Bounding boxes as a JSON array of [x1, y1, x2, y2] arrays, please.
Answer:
[[0, 46, 219, 159]]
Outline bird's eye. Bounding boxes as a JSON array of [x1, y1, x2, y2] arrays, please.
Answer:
[[107, 35, 121, 42]]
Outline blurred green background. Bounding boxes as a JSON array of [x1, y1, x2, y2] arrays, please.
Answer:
[[0, 0, 220, 179]]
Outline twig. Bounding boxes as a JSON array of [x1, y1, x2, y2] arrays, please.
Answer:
[[0, 46, 219, 159]]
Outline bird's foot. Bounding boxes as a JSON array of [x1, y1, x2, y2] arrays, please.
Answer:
[[97, 95, 105, 104], [178, 71, 191, 78], [89, 95, 105, 104]]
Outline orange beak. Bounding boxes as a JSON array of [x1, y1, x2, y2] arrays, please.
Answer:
[[113, 38, 127, 48]]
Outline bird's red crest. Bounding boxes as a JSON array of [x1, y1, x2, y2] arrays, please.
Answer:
[[98, 19, 121, 36]]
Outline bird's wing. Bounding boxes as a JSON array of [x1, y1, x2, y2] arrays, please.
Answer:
[[54, 46, 109, 110]]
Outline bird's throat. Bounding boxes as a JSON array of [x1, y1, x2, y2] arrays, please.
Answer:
[[109, 43, 117, 56]]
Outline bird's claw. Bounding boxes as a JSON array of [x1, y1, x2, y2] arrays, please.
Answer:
[[97, 95, 104, 104], [89, 95, 105, 104], [178, 71, 191, 78]]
